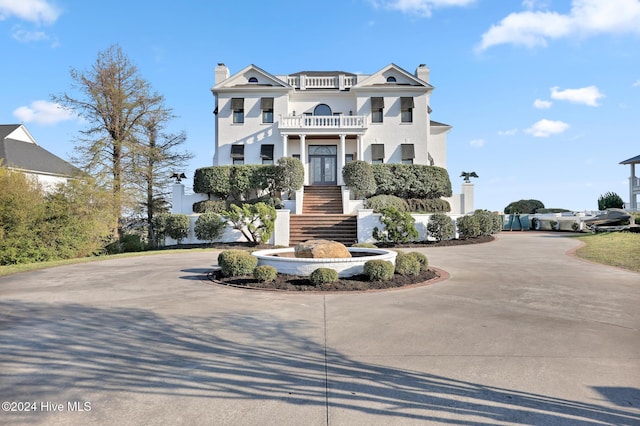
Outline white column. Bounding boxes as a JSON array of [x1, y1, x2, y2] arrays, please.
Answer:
[[357, 135, 363, 161], [282, 134, 288, 158], [631, 163, 637, 210], [338, 134, 346, 185], [299, 134, 307, 185]]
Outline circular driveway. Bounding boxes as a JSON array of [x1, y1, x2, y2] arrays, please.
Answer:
[[1, 233, 639, 425]]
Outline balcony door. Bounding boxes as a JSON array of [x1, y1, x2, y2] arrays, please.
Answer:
[[309, 145, 337, 185]]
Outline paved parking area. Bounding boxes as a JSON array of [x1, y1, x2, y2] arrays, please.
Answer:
[[1, 233, 639, 425]]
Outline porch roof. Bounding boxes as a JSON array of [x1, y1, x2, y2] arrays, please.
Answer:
[[620, 154, 640, 165]]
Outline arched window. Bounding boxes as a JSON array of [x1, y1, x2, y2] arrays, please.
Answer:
[[314, 104, 332, 116], [248, 77, 258, 83], [386, 76, 397, 83]]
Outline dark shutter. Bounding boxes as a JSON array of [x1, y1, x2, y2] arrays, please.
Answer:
[[401, 97, 414, 110], [401, 144, 415, 160], [371, 97, 384, 109], [261, 97, 273, 109], [260, 144, 274, 159], [231, 98, 244, 110], [230, 145, 244, 158], [371, 144, 385, 161]]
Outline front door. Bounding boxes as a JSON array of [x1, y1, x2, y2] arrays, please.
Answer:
[[309, 145, 337, 185]]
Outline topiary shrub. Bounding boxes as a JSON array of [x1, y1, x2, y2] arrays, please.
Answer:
[[371, 164, 452, 199], [372, 207, 418, 244], [275, 157, 304, 199], [363, 259, 395, 281], [165, 213, 190, 244], [351, 242, 378, 248], [223, 202, 276, 244], [406, 198, 451, 213], [253, 265, 278, 283], [218, 249, 258, 277], [193, 200, 227, 214], [597, 191, 624, 210], [193, 166, 232, 199], [473, 209, 497, 236], [309, 268, 339, 285], [456, 215, 481, 239], [394, 252, 421, 276], [343, 160, 377, 199], [194, 212, 227, 245], [427, 213, 455, 242], [407, 251, 428, 271], [364, 194, 408, 212]]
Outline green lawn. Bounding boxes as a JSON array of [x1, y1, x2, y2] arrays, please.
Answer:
[[574, 232, 640, 273]]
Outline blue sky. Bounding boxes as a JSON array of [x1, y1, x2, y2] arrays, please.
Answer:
[[1, 0, 639, 212]]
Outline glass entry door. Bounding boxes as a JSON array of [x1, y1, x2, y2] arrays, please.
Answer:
[[309, 145, 337, 185]]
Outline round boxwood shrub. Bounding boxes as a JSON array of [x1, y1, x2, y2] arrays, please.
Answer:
[[363, 259, 395, 282], [394, 252, 421, 276], [351, 242, 378, 248], [309, 268, 339, 285], [253, 265, 277, 283], [217, 249, 258, 277], [427, 213, 455, 242], [343, 160, 377, 199], [193, 199, 227, 214], [407, 251, 428, 271], [456, 215, 481, 239]]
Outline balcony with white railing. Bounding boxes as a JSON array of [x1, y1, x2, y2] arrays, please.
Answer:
[[632, 177, 640, 190], [279, 115, 366, 132], [286, 74, 358, 90]]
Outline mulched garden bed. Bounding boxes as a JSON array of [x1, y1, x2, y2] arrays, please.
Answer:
[[209, 268, 440, 292]]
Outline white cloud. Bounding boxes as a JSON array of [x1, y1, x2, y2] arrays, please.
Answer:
[[0, 0, 61, 25], [371, 0, 476, 17], [469, 138, 485, 148], [533, 99, 552, 109], [498, 128, 518, 136], [13, 100, 76, 125], [550, 85, 604, 106], [525, 119, 570, 137], [477, 0, 640, 51]]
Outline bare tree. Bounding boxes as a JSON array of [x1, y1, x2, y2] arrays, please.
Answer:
[[53, 44, 164, 239]]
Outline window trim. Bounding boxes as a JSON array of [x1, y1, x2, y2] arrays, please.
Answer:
[[371, 97, 384, 123], [261, 97, 274, 123], [401, 97, 414, 123], [371, 144, 385, 163], [231, 98, 244, 123]]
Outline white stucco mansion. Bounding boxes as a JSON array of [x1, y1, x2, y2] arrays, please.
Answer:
[[211, 63, 451, 185]]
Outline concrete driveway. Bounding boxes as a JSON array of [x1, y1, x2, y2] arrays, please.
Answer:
[[1, 233, 638, 425]]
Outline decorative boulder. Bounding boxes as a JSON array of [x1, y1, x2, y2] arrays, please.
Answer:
[[294, 239, 352, 259]]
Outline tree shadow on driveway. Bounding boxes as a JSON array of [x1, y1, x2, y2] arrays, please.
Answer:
[[1, 300, 638, 425]]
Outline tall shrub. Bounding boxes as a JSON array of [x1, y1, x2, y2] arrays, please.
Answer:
[[275, 157, 304, 198], [456, 215, 480, 239], [223, 202, 276, 244], [427, 213, 455, 242], [343, 160, 377, 199], [165, 213, 190, 244], [372, 207, 419, 244], [371, 164, 452, 199], [194, 213, 227, 245], [504, 199, 544, 214], [193, 166, 232, 199]]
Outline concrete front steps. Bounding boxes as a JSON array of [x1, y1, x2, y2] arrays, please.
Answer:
[[289, 214, 357, 246]]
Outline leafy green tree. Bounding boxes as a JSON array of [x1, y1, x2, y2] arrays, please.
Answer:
[[275, 157, 304, 199], [223, 202, 276, 244], [504, 199, 544, 214], [165, 214, 190, 244], [427, 213, 455, 242], [597, 191, 624, 210], [343, 160, 376, 199]]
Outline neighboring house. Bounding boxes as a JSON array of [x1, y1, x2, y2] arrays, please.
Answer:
[[620, 154, 640, 211], [211, 63, 451, 186], [0, 124, 80, 190]]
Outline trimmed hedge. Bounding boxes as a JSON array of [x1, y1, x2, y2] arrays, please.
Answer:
[[343, 160, 377, 199], [193, 200, 227, 214], [309, 268, 339, 285], [371, 164, 452, 199], [363, 259, 395, 281], [406, 198, 451, 213], [427, 213, 455, 242], [364, 194, 408, 212], [407, 251, 428, 271], [218, 250, 258, 277], [372, 207, 419, 244]]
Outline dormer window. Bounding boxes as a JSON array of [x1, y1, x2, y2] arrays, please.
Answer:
[[248, 77, 258, 83], [386, 76, 397, 83]]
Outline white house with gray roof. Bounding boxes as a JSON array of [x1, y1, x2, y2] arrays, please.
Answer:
[[211, 63, 451, 186], [0, 124, 80, 190]]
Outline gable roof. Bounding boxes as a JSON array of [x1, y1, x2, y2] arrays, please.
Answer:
[[0, 124, 80, 177], [212, 64, 291, 92], [620, 154, 640, 165], [352, 63, 433, 91]]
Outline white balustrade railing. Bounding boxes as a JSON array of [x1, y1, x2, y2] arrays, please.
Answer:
[[279, 115, 365, 129], [286, 74, 357, 90], [633, 177, 640, 189]]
